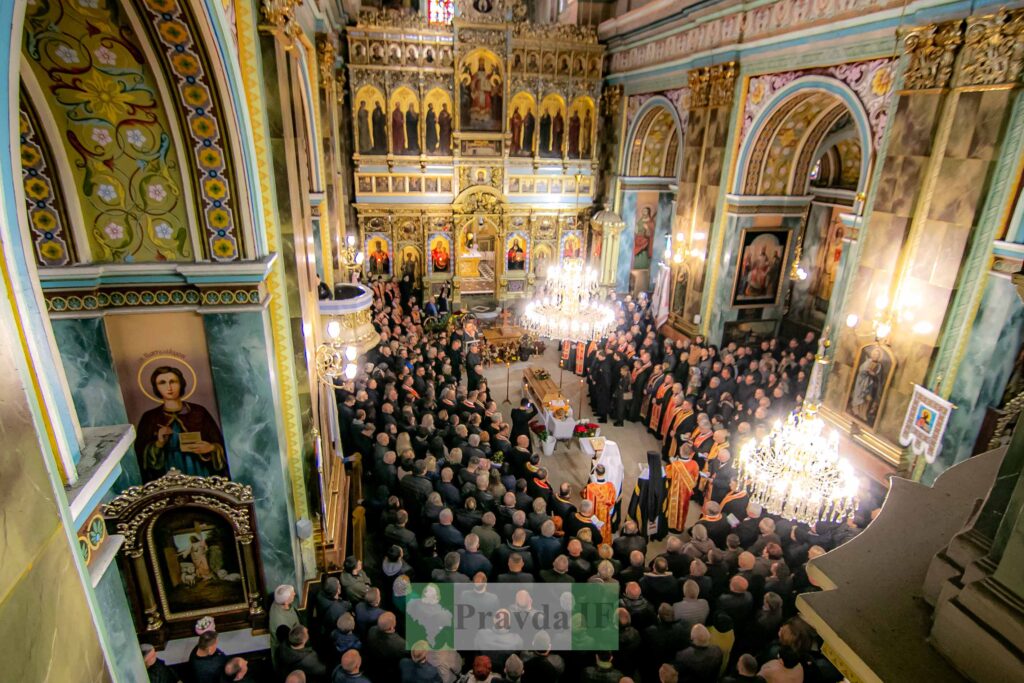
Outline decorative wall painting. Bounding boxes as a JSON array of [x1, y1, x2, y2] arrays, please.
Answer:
[[389, 87, 421, 155], [534, 242, 554, 276], [505, 231, 528, 271], [400, 245, 423, 281], [509, 91, 537, 157], [106, 312, 226, 482], [365, 233, 392, 276], [561, 231, 582, 259], [631, 191, 659, 271], [731, 228, 790, 308], [538, 93, 567, 158], [354, 85, 387, 155], [428, 233, 452, 273], [568, 96, 595, 159], [154, 507, 246, 616], [459, 49, 503, 132], [423, 88, 453, 156], [845, 343, 896, 429]]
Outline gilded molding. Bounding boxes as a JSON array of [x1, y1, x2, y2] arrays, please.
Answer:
[[689, 68, 710, 108], [902, 21, 963, 91], [955, 10, 1024, 87], [709, 62, 737, 107], [317, 34, 337, 85], [260, 0, 302, 29]]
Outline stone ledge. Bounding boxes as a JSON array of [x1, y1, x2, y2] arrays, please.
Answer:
[[64, 424, 135, 528]]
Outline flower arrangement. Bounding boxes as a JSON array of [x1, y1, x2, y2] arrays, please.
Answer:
[[552, 405, 569, 420], [574, 422, 600, 438], [195, 616, 216, 635], [534, 369, 550, 381], [530, 420, 551, 442]]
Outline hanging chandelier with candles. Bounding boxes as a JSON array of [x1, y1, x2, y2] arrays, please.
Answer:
[[521, 259, 615, 342], [734, 338, 861, 525]]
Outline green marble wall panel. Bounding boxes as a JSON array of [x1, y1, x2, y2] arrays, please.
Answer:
[[94, 563, 147, 682], [923, 276, 1024, 484], [204, 310, 298, 590], [616, 192, 637, 292], [50, 317, 141, 488]]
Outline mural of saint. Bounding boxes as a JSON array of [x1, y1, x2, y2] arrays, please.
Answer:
[[425, 103, 438, 153], [136, 366, 227, 482], [372, 103, 388, 153], [431, 238, 451, 272], [402, 248, 421, 280], [522, 108, 535, 156], [568, 108, 581, 157], [357, 100, 372, 153], [539, 109, 551, 155], [461, 55, 502, 132], [737, 233, 784, 300], [582, 112, 592, 157], [563, 234, 581, 259], [846, 344, 894, 427], [391, 102, 406, 153], [507, 238, 526, 270], [473, 0, 494, 12], [633, 205, 655, 270], [438, 103, 452, 154], [405, 103, 420, 154], [368, 239, 391, 276], [510, 106, 523, 154], [552, 109, 564, 155]]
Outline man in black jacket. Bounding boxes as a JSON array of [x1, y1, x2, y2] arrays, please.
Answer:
[[510, 398, 537, 445]]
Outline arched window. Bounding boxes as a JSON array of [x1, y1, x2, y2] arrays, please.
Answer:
[[429, 0, 454, 24]]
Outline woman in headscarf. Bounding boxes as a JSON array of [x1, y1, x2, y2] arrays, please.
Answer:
[[627, 450, 667, 540]]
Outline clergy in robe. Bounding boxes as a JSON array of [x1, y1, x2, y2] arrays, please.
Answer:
[[510, 107, 523, 155], [659, 384, 686, 439], [665, 447, 699, 532], [405, 104, 420, 154], [438, 103, 452, 155], [568, 110, 581, 157], [720, 480, 750, 521], [628, 451, 667, 540], [425, 103, 438, 153], [539, 110, 552, 155], [561, 339, 572, 369], [700, 429, 731, 499], [647, 374, 674, 435], [639, 363, 666, 423], [391, 103, 406, 154], [629, 355, 654, 422], [522, 110, 535, 156], [664, 397, 697, 460], [582, 465, 617, 544], [552, 110, 564, 155], [371, 103, 388, 153], [357, 101, 372, 153], [589, 351, 613, 421]]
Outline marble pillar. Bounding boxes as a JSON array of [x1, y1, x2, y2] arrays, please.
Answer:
[[616, 192, 638, 292], [923, 275, 1024, 484], [49, 317, 140, 488], [204, 310, 300, 591], [93, 562, 147, 682]]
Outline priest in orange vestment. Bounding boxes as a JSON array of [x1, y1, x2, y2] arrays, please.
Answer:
[[665, 447, 700, 532], [582, 465, 618, 544]]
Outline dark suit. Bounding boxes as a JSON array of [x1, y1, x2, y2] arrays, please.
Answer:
[[510, 407, 537, 444], [431, 522, 465, 554], [675, 644, 724, 683]]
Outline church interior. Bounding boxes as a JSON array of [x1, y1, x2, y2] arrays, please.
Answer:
[[3, 0, 1024, 681]]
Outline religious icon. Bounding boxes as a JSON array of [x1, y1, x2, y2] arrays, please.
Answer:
[[506, 234, 527, 271], [527, 52, 539, 72], [472, 0, 494, 13], [632, 201, 657, 271], [401, 246, 422, 280], [509, 92, 536, 157], [538, 94, 566, 157], [154, 509, 246, 616], [562, 232, 582, 259], [135, 363, 227, 482], [356, 86, 387, 155], [845, 343, 896, 429], [460, 51, 503, 132], [731, 228, 790, 307], [809, 218, 845, 314], [429, 234, 452, 273], [569, 97, 594, 159], [367, 237, 391, 276], [390, 88, 420, 155], [534, 243, 553, 276]]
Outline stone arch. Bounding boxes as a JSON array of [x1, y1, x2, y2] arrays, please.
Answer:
[[623, 96, 684, 178], [733, 76, 872, 196]]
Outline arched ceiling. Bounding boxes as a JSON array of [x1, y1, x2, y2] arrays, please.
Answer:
[[746, 90, 855, 196], [20, 0, 244, 265], [627, 105, 681, 178]]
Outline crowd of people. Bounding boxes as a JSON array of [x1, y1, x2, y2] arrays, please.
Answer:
[[152, 280, 875, 683]]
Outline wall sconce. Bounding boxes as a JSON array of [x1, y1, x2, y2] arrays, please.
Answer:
[[339, 234, 364, 275]]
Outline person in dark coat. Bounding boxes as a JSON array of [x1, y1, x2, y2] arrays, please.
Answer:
[[588, 351, 612, 422], [509, 398, 537, 445], [627, 451, 667, 540], [675, 623, 723, 683], [612, 364, 631, 427], [142, 644, 179, 683]]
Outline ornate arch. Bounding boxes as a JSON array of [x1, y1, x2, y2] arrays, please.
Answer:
[[734, 76, 872, 196], [623, 96, 684, 178]]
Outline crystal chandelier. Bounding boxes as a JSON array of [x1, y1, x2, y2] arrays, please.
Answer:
[[521, 259, 615, 342], [735, 410, 860, 526]]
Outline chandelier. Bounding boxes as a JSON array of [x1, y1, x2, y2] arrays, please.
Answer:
[[315, 284, 379, 385], [735, 410, 860, 526], [521, 259, 615, 342]]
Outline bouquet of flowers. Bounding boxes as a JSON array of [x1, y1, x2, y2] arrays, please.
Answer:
[[574, 422, 600, 438], [552, 405, 569, 420], [534, 368, 550, 381], [530, 420, 551, 442]]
